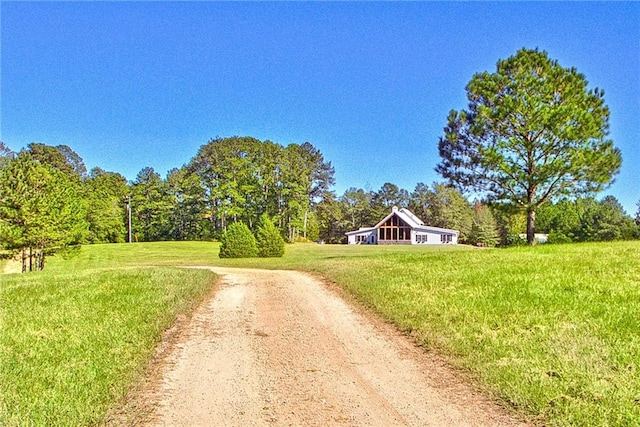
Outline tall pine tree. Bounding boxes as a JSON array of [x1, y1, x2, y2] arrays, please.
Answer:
[[0, 154, 88, 271]]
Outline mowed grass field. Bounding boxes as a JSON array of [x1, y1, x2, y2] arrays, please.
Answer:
[[0, 245, 218, 426], [1, 241, 639, 426]]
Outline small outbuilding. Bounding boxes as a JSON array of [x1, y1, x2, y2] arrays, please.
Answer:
[[345, 206, 459, 245], [518, 233, 549, 244]]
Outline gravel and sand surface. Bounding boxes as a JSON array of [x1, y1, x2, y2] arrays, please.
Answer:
[[133, 267, 526, 426]]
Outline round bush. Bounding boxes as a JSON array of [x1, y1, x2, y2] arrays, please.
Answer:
[[219, 222, 258, 258], [256, 214, 285, 258]]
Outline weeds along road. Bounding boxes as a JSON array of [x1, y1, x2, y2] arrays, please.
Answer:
[[141, 267, 526, 426]]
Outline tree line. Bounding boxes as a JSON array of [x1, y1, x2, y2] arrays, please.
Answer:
[[0, 137, 337, 271], [2, 137, 638, 271], [317, 182, 639, 246], [2, 48, 640, 271]]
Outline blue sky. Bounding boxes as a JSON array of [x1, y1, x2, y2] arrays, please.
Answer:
[[2, 2, 639, 214]]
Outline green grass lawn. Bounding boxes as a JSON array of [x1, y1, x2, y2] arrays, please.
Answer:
[[309, 243, 640, 426], [1, 241, 639, 426], [0, 248, 216, 426]]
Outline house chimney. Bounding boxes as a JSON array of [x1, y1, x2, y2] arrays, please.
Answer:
[[392, 206, 398, 212]]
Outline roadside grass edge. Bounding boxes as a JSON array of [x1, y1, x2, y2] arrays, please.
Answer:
[[0, 265, 216, 426]]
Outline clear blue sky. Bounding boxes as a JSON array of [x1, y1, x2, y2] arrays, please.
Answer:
[[2, 2, 639, 214]]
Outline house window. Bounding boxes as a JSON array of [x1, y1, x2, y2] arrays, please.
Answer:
[[378, 214, 411, 241], [440, 234, 453, 243], [416, 234, 427, 244]]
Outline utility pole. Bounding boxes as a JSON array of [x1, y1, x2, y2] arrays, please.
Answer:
[[125, 195, 132, 243]]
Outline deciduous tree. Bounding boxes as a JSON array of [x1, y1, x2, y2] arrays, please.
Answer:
[[536, 196, 637, 242], [26, 143, 87, 180], [190, 136, 273, 234], [85, 168, 128, 243], [371, 183, 409, 220], [409, 183, 473, 242], [316, 192, 344, 243], [340, 187, 375, 230], [190, 137, 334, 242], [574, 196, 636, 241], [166, 167, 210, 240]]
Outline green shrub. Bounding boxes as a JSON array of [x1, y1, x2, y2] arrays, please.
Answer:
[[547, 229, 573, 244], [255, 214, 285, 257], [219, 222, 258, 258], [504, 232, 527, 247]]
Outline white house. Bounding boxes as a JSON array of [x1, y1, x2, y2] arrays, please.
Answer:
[[345, 206, 459, 245]]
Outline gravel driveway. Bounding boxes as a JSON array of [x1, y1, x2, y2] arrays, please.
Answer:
[[138, 267, 526, 426]]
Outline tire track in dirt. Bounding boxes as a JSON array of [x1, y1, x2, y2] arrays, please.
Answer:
[[143, 267, 526, 426]]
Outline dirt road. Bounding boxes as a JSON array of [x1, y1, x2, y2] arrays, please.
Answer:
[[142, 267, 525, 426]]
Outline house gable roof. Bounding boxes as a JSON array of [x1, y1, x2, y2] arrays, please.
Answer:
[[344, 227, 376, 236], [345, 206, 460, 236], [413, 224, 460, 236], [373, 206, 424, 229]]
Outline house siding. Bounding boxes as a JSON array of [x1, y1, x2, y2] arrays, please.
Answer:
[[345, 207, 459, 245], [378, 240, 412, 245]]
